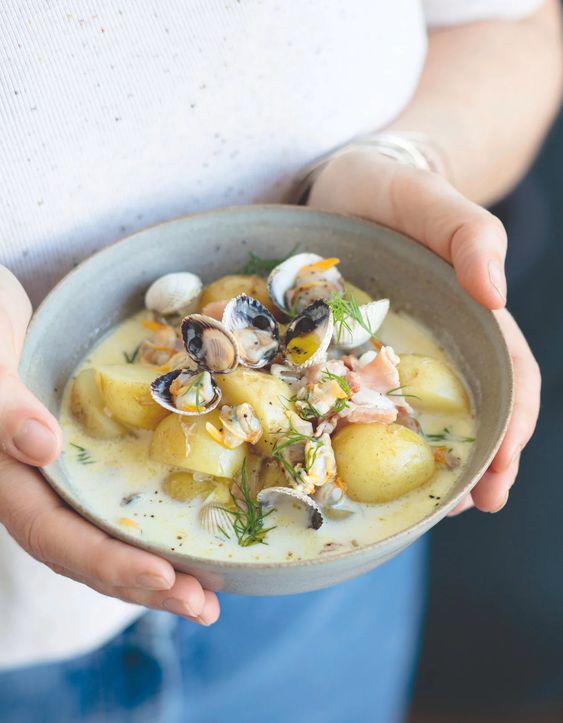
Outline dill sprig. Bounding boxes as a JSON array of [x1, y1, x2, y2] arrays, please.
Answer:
[[320, 369, 351, 397], [386, 385, 422, 401], [178, 372, 207, 413], [123, 344, 141, 364], [221, 460, 276, 546], [70, 443, 95, 465], [423, 427, 475, 444], [272, 422, 323, 481], [327, 292, 377, 343], [240, 242, 300, 276]]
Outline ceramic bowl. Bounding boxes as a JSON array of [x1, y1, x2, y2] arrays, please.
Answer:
[[19, 205, 513, 595]]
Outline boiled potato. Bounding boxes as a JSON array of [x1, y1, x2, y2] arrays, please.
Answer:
[[70, 368, 126, 439], [398, 354, 469, 414], [96, 364, 169, 430], [343, 280, 373, 307], [333, 423, 435, 503], [215, 367, 295, 456], [150, 410, 246, 478], [199, 274, 275, 314]]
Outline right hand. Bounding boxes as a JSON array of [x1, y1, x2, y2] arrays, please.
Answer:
[[0, 267, 220, 625]]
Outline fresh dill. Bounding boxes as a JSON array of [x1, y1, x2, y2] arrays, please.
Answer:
[[70, 443, 95, 465], [240, 242, 300, 276], [123, 344, 141, 364], [327, 293, 377, 343], [386, 385, 422, 401], [423, 427, 475, 444], [179, 371, 206, 413], [272, 423, 323, 481], [320, 369, 351, 397], [220, 460, 276, 546]]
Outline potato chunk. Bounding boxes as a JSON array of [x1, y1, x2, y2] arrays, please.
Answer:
[[150, 410, 246, 478], [215, 368, 294, 456], [96, 364, 169, 430], [398, 354, 469, 414], [332, 423, 435, 503], [70, 368, 126, 439], [199, 274, 275, 314]]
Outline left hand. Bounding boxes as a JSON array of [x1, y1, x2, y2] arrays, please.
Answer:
[[307, 148, 541, 514]]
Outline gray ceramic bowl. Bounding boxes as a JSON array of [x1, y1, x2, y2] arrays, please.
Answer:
[[20, 205, 513, 595]]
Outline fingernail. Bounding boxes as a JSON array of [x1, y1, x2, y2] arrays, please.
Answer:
[[196, 616, 213, 627], [162, 598, 198, 618], [490, 491, 509, 513], [136, 573, 171, 591], [488, 260, 506, 302], [13, 419, 57, 463]]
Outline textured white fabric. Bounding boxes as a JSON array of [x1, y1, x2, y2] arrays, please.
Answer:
[[423, 0, 543, 27], [0, 0, 542, 668]]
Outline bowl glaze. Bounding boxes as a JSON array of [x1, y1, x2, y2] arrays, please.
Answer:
[[19, 206, 513, 595]]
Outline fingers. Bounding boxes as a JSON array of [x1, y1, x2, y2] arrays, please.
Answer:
[[308, 149, 507, 309], [0, 267, 63, 466], [0, 370, 63, 466], [447, 495, 474, 517], [491, 309, 541, 472], [471, 455, 521, 513]]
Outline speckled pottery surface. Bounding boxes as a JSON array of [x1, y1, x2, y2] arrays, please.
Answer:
[[19, 205, 513, 595]]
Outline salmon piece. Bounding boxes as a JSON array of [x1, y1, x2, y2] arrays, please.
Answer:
[[357, 346, 400, 393], [201, 300, 229, 321]]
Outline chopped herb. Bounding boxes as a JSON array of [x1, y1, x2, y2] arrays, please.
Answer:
[[386, 385, 422, 401], [123, 344, 141, 364], [70, 443, 95, 465], [327, 292, 377, 343], [272, 422, 323, 481], [423, 426, 475, 444], [240, 242, 300, 276], [320, 369, 351, 397], [220, 460, 276, 546]]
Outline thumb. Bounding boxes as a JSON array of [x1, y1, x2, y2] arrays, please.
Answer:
[[0, 268, 63, 466], [308, 149, 507, 310]]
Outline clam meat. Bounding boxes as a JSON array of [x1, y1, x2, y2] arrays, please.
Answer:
[[181, 314, 239, 373], [257, 486, 324, 530], [151, 368, 221, 415], [222, 294, 280, 368], [205, 403, 263, 449], [268, 253, 344, 316]]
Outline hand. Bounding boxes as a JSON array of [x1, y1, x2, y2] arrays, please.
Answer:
[[0, 267, 220, 624], [307, 149, 541, 513]]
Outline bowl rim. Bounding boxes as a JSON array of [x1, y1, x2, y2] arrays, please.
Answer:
[[27, 204, 514, 571]]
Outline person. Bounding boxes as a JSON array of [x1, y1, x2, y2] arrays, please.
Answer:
[[0, 2, 559, 721]]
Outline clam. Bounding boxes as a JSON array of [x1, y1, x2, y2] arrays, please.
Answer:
[[257, 486, 324, 530], [314, 480, 354, 520], [284, 300, 334, 369], [199, 502, 233, 537], [334, 299, 390, 350], [222, 294, 280, 368], [150, 368, 221, 415], [144, 272, 202, 317], [181, 314, 239, 373], [268, 253, 344, 316]]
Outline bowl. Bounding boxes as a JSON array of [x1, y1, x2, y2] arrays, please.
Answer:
[[19, 205, 513, 595]]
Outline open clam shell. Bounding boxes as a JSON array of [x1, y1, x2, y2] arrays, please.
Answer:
[[334, 299, 390, 350], [150, 368, 221, 415], [181, 314, 239, 373], [222, 294, 280, 369], [268, 252, 343, 315], [257, 486, 324, 530], [199, 502, 233, 537], [284, 300, 334, 369], [145, 272, 202, 317]]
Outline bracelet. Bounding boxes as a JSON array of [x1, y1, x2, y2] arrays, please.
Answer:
[[287, 131, 450, 205]]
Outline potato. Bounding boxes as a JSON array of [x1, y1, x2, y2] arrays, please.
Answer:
[[343, 280, 373, 307], [150, 410, 246, 478], [332, 423, 435, 503], [398, 354, 469, 414], [162, 471, 232, 503], [70, 368, 126, 439], [215, 367, 294, 455], [96, 364, 169, 430], [199, 274, 275, 314]]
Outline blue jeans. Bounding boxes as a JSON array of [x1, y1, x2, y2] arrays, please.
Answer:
[[0, 540, 426, 723]]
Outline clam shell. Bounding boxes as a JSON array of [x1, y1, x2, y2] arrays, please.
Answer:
[[257, 486, 324, 530], [268, 252, 342, 315], [333, 299, 390, 350], [150, 368, 221, 415], [199, 503, 233, 537], [222, 294, 280, 368], [181, 314, 240, 373], [284, 300, 334, 369], [145, 273, 202, 316]]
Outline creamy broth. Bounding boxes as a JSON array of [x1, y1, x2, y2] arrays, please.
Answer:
[[60, 309, 476, 563]]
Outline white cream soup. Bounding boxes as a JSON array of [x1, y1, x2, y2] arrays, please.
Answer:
[[60, 310, 476, 563]]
